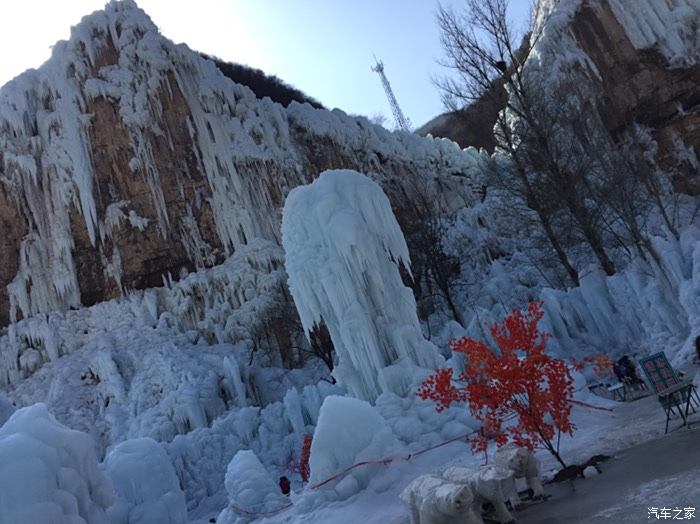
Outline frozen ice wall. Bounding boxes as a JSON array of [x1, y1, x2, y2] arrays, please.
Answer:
[[0, 392, 14, 427], [0, 0, 479, 325], [282, 169, 443, 402]]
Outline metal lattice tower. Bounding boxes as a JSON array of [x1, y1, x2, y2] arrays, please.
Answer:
[[371, 58, 411, 132]]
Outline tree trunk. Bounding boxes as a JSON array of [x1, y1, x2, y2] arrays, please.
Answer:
[[537, 211, 580, 286]]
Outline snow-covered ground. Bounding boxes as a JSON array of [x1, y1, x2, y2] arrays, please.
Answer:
[[258, 375, 700, 524]]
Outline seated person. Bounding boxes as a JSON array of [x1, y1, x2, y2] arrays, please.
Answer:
[[618, 355, 647, 390]]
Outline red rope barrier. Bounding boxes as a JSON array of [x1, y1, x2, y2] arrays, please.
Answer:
[[228, 501, 294, 517], [229, 399, 613, 517], [228, 431, 475, 517]]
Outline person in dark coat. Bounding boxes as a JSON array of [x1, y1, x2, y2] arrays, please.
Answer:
[[695, 336, 700, 364], [279, 476, 291, 496], [619, 355, 647, 390], [612, 363, 625, 383]]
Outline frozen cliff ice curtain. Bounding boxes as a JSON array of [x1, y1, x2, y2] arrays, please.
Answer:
[[282, 169, 443, 402]]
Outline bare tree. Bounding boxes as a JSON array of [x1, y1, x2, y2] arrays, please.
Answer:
[[435, 0, 627, 282], [250, 285, 336, 376], [392, 176, 472, 326]]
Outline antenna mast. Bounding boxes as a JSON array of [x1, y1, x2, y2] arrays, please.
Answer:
[[371, 58, 411, 132]]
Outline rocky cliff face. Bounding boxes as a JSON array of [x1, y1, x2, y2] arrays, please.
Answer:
[[0, 1, 479, 326], [422, 0, 700, 191], [571, 0, 700, 192]]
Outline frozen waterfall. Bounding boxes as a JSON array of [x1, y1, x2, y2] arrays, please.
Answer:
[[282, 169, 443, 402]]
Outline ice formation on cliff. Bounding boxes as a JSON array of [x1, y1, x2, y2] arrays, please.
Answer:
[[282, 169, 443, 401], [608, 0, 700, 67], [0, 0, 479, 324]]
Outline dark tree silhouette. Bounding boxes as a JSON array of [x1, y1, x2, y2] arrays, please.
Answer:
[[200, 53, 324, 109]]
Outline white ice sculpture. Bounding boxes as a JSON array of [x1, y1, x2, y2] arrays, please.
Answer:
[[103, 437, 188, 524], [308, 395, 400, 497], [399, 474, 479, 524], [493, 444, 544, 499], [282, 169, 443, 401], [217, 449, 290, 524], [441, 465, 519, 523], [0, 404, 115, 523]]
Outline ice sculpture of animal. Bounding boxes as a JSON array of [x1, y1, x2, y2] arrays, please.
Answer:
[[442, 465, 518, 524], [399, 474, 481, 524], [493, 444, 545, 499]]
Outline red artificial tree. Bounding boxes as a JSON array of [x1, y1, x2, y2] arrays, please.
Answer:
[[418, 301, 574, 468]]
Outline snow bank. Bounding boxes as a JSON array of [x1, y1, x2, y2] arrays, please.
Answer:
[[103, 437, 187, 524], [309, 396, 402, 499], [217, 450, 291, 524], [0, 404, 114, 523], [282, 169, 444, 401]]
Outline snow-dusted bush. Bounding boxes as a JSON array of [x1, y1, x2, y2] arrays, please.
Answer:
[[103, 437, 187, 524], [0, 403, 114, 523], [309, 395, 402, 499], [217, 449, 290, 524]]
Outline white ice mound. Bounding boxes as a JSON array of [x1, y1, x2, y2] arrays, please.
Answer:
[[309, 395, 401, 498], [103, 437, 187, 524], [0, 403, 114, 523], [282, 169, 443, 401], [217, 449, 290, 524]]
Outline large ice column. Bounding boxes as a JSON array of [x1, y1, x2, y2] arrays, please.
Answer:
[[281, 169, 443, 402]]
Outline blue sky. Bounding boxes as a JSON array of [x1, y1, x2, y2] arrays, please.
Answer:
[[0, 1, 531, 128]]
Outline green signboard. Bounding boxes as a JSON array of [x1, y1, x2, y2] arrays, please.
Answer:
[[639, 352, 679, 393]]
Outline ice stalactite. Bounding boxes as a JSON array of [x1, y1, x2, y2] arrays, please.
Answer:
[[282, 169, 443, 402]]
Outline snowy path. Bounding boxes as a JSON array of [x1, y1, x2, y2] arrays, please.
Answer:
[[519, 424, 700, 523]]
